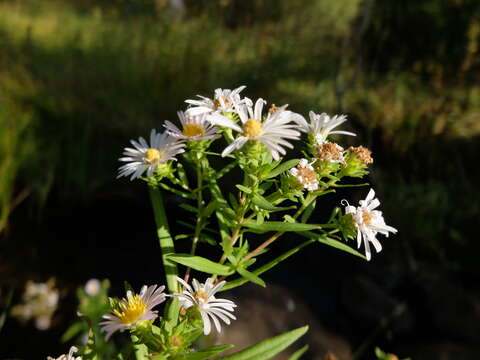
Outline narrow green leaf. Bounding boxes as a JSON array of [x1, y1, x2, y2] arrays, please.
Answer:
[[201, 200, 218, 218], [265, 159, 300, 179], [179, 203, 198, 213], [300, 231, 367, 259], [288, 345, 309, 360], [252, 194, 295, 212], [219, 326, 308, 360], [184, 344, 234, 360], [221, 239, 315, 291], [215, 160, 237, 180], [243, 221, 322, 233], [235, 184, 252, 194], [237, 267, 266, 287], [300, 200, 316, 223], [167, 254, 234, 276]]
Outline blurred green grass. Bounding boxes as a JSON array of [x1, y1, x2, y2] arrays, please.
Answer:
[[0, 0, 479, 250]]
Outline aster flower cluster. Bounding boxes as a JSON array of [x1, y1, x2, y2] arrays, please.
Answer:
[[50, 86, 397, 359]]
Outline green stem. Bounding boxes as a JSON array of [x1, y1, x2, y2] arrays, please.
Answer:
[[149, 186, 179, 323], [185, 158, 204, 282]]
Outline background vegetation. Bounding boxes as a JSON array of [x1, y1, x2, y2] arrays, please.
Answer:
[[0, 0, 479, 359]]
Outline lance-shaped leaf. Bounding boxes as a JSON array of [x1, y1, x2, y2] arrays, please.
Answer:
[[184, 344, 234, 360], [167, 254, 234, 276], [252, 194, 295, 212], [219, 326, 308, 360], [299, 231, 366, 259], [288, 345, 309, 360], [243, 220, 323, 233], [264, 159, 300, 179], [221, 239, 315, 291], [235, 184, 252, 194], [236, 267, 266, 287]]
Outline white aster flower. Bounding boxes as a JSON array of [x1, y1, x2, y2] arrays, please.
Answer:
[[164, 111, 221, 141], [117, 129, 185, 180], [295, 111, 356, 145], [210, 98, 301, 160], [185, 86, 247, 115], [344, 189, 397, 261], [174, 277, 236, 335], [289, 159, 319, 191], [47, 346, 82, 360], [100, 285, 166, 340]]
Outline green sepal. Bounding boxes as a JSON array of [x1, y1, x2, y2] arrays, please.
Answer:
[[219, 326, 308, 360], [166, 254, 234, 276]]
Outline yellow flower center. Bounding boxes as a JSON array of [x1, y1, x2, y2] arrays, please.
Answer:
[[243, 119, 262, 137], [113, 294, 147, 324], [182, 123, 204, 137], [194, 290, 208, 302], [362, 210, 372, 226], [144, 148, 162, 164]]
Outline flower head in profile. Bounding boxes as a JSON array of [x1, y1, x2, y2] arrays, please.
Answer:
[[100, 285, 166, 340], [210, 98, 301, 160], [295, 111, 356, 145], [289, 159, 319, 191], [344, 189, 397, 261], [174, 277, 236, 335], [164, 111, 220, 141], [47, 346, 82, 360], [117, 129, 185, 180], [185, 86, 247, 116]]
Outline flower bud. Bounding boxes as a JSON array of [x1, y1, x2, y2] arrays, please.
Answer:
[[343, 146, 373, 178]]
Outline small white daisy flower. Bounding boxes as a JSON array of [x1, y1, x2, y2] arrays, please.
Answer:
[[164, 111, 221, 141], [174, 277, 236, 335], [289, 159, 319, 191], [210, 98, 301, 160], [47, 346, 82, 360], [344, 189, 397, 261], [295, 111, 356, 145], [117, 129, 185, 180], [100, 285, 166, 340], [185, 86, 247, 116]]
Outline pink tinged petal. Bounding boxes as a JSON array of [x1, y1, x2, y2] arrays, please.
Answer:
[[176, 277, 193, 294], [207, 281, 226, 297], [363, 236, 372, 261], [367, 198, 381, 211]]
